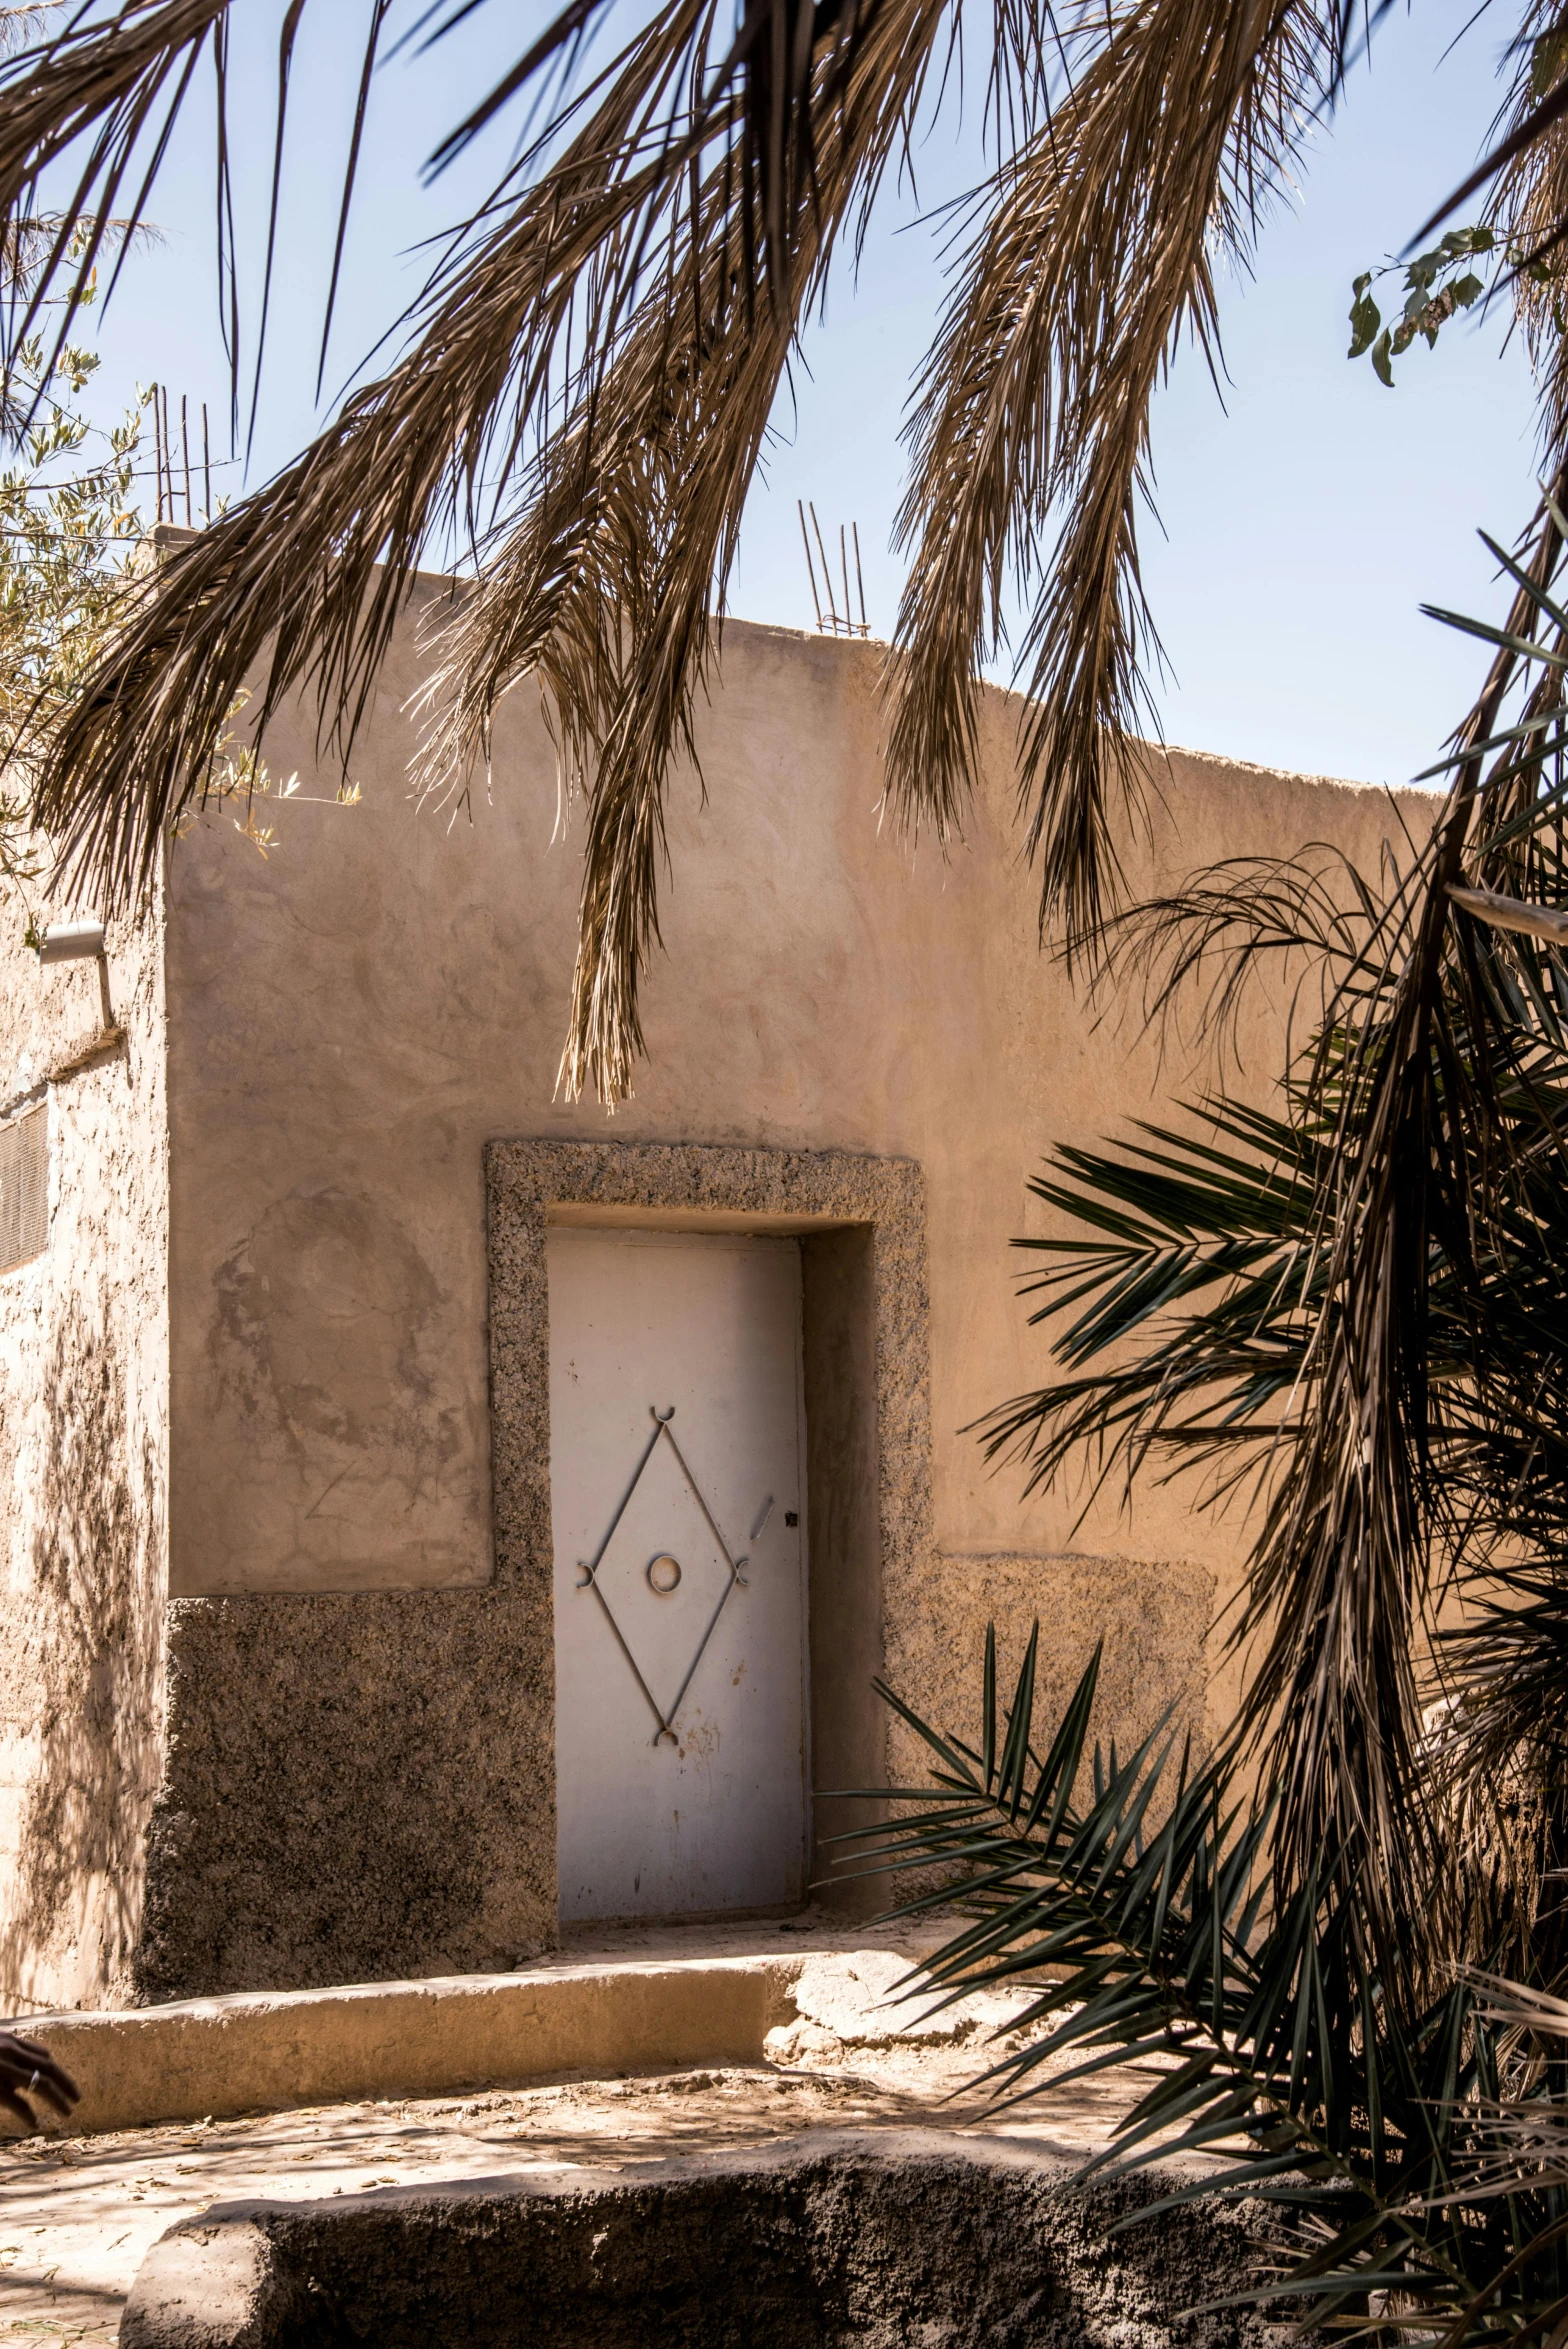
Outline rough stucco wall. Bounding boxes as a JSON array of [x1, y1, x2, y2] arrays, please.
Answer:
[[0, 877, 168, 2011], [143, 598, 1432, 1995], [161, 602, 1426, 1621], [881, 1552, 1215, 1800], [135, 1588, 552, 1999]]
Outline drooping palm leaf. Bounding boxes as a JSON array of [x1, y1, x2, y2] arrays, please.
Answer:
[[882, 0, 1349, 950], [9, 0, 982, 1095], [0, 0, 1439, 1102]]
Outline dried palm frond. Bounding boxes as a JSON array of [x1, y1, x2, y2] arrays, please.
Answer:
[[0, 0, 236, 380], [1082, 834, 1426, 1070], [22, 0, 785, 906], [14, 0, 983, 1095], [884, 0, 1347, 950], [0, 8, 59, 61], [0, 0, 1374, 1099]]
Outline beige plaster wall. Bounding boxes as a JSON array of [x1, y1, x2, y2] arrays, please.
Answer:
[[146, 595, 1429, 1987], [0, 877, 168, 2011], [166, 602, 1418, 1603]]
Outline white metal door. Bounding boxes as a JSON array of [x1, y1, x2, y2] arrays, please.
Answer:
[[547, 1228, 808, 1923]]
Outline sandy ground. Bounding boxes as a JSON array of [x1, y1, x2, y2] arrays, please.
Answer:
[[0, 1923, 1137, 2345]]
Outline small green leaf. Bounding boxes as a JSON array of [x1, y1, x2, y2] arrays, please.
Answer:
[[1348, 286, 1382, 358], [1437, 226, 1493, 260], [1371, 328, 1394, 388]]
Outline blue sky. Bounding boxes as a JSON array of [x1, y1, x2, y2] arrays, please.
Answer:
[[78, 0, 1543, 790]]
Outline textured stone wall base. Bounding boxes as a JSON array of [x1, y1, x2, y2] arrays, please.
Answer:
[[136, 1590, 554, 2000], [121, 2130, 1284, 2349]]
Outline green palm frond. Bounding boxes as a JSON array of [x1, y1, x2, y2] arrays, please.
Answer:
[[829, 1634, 1552, 2338], [832, 1634, 1568, 2347]]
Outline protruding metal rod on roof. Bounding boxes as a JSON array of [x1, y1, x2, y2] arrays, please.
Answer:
[[798, 503, 871, 636], [797, 499, 823, 629], [809, 502, 836, 627]]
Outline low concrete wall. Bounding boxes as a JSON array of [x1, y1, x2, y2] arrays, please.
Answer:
[[10, 1955, 802, 2137], [119, 2130, 1281, 2349]]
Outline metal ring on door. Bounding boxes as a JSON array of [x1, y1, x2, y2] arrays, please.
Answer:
[[646, 1553, 682, 1595]]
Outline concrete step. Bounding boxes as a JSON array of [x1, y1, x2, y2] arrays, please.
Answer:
[[9, 1954, 800, 2138], [7, 1919, 962, 2139]]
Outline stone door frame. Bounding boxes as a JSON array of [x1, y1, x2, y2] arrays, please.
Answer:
[[484, 1140, 931, 1915]]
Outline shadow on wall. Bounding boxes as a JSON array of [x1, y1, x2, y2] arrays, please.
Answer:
[[0, 1299, 164, 2013]]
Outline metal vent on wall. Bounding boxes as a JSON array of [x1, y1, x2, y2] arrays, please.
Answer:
[[0, 1104, 47, 1273]]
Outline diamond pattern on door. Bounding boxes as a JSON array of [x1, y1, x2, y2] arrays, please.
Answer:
[[575, 1406, 752, 1744]]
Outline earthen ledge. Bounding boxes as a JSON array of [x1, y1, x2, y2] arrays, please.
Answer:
[[5, 1955, 807, 2138]]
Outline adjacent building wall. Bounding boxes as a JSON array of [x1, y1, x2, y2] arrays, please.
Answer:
[[0, 878, 168, 2011], [139, 595, 1426, 1995]]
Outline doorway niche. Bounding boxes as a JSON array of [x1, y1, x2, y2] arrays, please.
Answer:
[[484, 1141, 931, 1924]]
